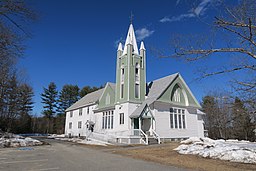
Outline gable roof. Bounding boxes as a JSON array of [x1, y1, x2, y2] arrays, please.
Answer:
[[66, 82, 116, 112], [98, 82, 116, 103], [147, 73, 179, 100], [66, 88, 104, 111], [130, 73, 179, 118], [108, 82, 116, 91]]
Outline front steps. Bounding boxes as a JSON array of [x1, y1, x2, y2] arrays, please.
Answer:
[[148, 137, 159, 145]]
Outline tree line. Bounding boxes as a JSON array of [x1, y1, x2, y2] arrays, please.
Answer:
[[0, 0, 35, 133], [34, 83, 102, 134], [202, 94, 255, 141]]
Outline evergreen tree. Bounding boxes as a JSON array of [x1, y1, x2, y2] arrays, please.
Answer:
[[80, 85, 103, 98], [55, 84, 79, 134], [202, 95, 217, 138], [41, 82, 58, 133], [15, 84, 34, 133], [5, 74, 20, 132], [58, 84, 79, 114], [232, 97, 254, 140]]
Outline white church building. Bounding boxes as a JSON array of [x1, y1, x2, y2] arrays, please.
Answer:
[[64, 23, 205, 144]]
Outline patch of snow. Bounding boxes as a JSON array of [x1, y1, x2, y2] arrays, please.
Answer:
[[0, 134, 43, 148], [48, 134, 65, 139], [174, 137, 256, 164]]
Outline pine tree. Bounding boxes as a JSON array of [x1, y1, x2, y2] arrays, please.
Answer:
[[5, 74, 20, 132], [15, 83, 34, 133], [41, 82, 58, 133], [58, 84, 79, 114], [232, 97, 253, 140], [55, 84, 79, 133], [80, 85, 103, 98]]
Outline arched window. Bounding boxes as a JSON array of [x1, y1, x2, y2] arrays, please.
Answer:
[[135, 63, 140, 98], [120, 65, 124, 99], [135, 63, 139, 82], [171, 84, 181, 103], [106, 93, 110, 105], [174, 88, 181, 102]]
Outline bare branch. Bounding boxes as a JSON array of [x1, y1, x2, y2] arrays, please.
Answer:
[[216, 18, 256, 47], [201, 65, 256, 78], [0, 13, 30, 37], [215, 17, 256, 29], [175, 48, 256, 60]]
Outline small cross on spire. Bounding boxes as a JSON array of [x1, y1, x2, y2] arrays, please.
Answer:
[[129, 12, 134, 24]]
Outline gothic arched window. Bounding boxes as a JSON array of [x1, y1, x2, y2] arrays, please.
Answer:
[[171, 84, 181, 103]]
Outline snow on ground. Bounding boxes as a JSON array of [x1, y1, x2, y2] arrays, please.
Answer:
[[174, 137, 256, 164], [0, 134, 43, 148], [48, 134, 110, 146]]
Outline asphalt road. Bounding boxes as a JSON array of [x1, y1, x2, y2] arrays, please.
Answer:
[[0, 138, 189, 171]]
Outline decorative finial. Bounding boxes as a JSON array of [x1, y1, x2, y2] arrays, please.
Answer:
[[129, 11, 134, 24]]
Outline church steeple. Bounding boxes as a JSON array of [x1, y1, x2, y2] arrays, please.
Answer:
[[122, 24, 139, 56], [115, 23, 146, 104]]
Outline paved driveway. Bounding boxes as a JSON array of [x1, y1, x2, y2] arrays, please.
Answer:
[[0, 139, 189, 171]]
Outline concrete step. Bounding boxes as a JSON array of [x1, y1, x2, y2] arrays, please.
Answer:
[[148, 137, 158, 145]]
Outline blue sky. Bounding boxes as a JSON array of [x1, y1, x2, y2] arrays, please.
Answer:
[[19, 0, 240, 115]]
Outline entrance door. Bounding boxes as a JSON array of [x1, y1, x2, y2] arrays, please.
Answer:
[[134, 118, 139, 129], [141, 118, 151, 135], [133, 118, 139, 136]]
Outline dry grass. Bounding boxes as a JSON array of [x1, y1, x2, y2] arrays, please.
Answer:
[[111, 142, 256, 171]]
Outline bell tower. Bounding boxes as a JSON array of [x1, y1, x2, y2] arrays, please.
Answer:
[[115, 23, 146, 104]]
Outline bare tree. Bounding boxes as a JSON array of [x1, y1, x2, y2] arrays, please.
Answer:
[[0, 0, 36, 132], [161, 0, 255, 97], [202, 92, 233, 139]]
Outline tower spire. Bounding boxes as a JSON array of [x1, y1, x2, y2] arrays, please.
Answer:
[[129, 11, 134, 24], [122, 21, 139, 56]]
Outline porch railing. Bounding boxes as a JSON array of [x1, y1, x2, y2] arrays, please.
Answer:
[[138, 129, 148, 145], [152, 130, 161, 144]]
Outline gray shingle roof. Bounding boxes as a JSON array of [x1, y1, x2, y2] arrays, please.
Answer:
[[147, 73, 179, 100], [66, 82, 116, 112], [66, 88, 104, 111], [130, 73, 179, 118]]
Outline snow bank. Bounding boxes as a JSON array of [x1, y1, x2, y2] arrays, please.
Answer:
[[174, 137, 256, 164], [0, 134, 43, 148]]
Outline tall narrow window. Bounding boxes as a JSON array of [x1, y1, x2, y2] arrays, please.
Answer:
[[121, 84, 124, 98], [106, 94, 110, 105], [135, 83, 139, 98], [108, 111, 111, 129], [69, 122, 72, 129], [70, 111, 73, 117], [78, 121, 82, 129], [178, 114, 182, 129], [174, 113, 178, 128], [120, 113, 124, 124], [135, 63, 139, 82], [79, 108, 82, 116], [121, 68, 125, 82], [105, 113, 108, 129], [111, 111, 114, 129], [87, 107, 89, 114], [170, 108, 174, 128], [182, 110, 186, 129], [102, 112, 105, 129]]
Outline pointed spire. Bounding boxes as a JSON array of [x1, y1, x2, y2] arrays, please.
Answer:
[[117, 42, 123, 51], [140, 41, 145, 50], [122, 24, 139, 56]]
